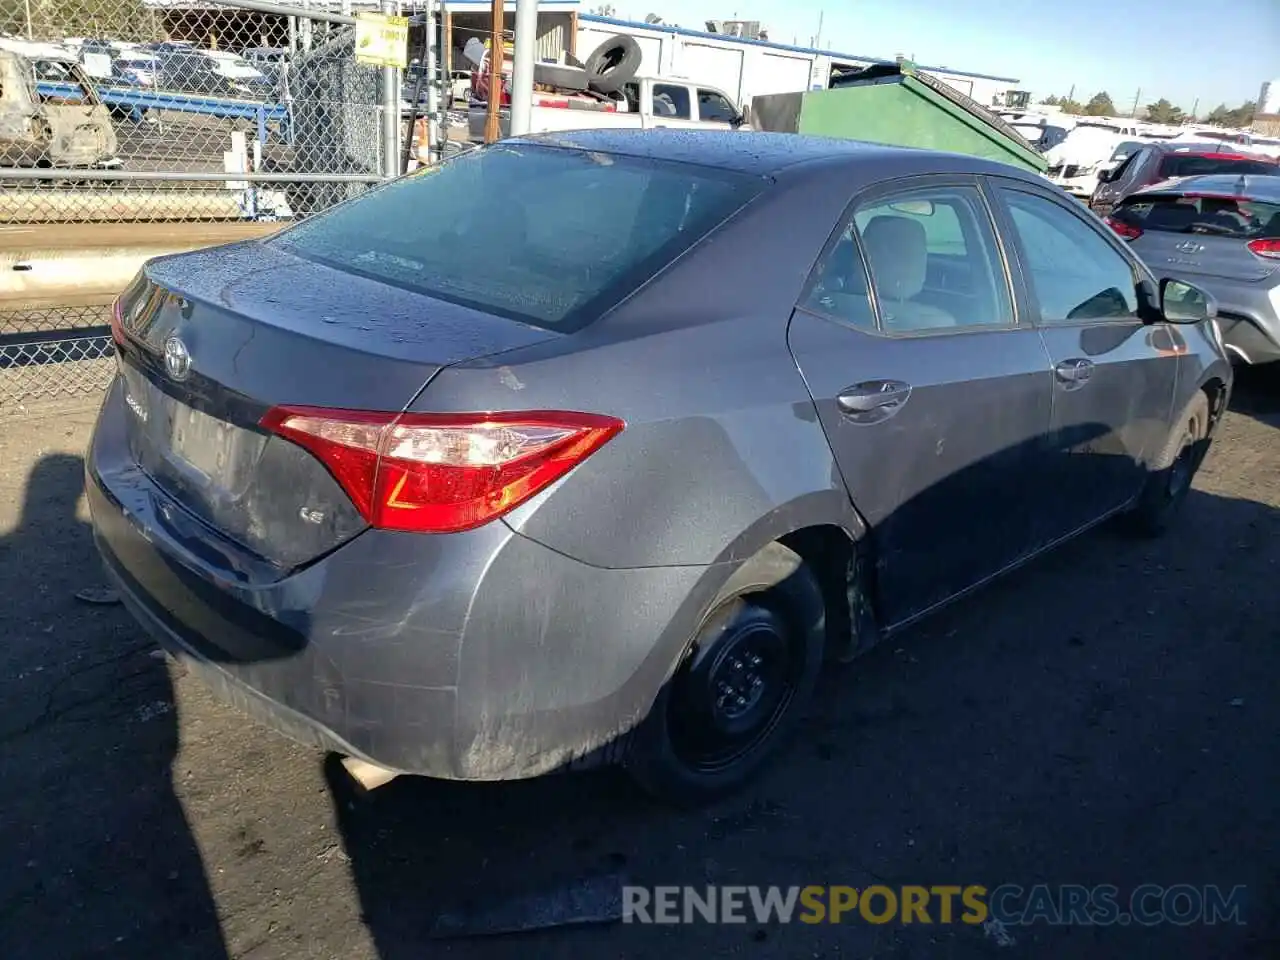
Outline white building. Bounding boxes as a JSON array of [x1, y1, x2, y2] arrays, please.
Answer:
[[575, 12, 1021, 107]]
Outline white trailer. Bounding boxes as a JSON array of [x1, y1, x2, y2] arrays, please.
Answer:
[[576, 14, 1020, 109]]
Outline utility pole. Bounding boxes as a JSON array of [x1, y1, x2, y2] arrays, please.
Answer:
[[484, 0, 505, 143], [509, 0, 536, 136], [423, 0, 441, 162], [813, 10, 823, 48], [1131, 87, 1141, 118], [1190, 98, 1199, 122]]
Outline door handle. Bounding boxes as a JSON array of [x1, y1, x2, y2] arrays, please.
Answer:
[[1054, 359, 1094, 385], [837, 380, 912, 420]]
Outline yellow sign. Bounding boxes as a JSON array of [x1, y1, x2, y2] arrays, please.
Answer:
[[354, 12, 409, 69]]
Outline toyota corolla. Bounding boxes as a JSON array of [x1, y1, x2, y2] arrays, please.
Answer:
[[88, 131, 1231, 804]]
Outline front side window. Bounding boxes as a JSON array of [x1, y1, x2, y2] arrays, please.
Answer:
[[652, 83, 691, 119], [273, 143, 764, 331], [999, 188, 1138, 323], [849, 185, 1013, 333], [697, 89, 737, 123]]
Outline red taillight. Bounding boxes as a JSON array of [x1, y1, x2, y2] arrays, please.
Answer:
[[1104, 215, 1142, 240], [1246, 238, 1280, 261], [260, 406, 624, 533], [109, 298, 126, 346]]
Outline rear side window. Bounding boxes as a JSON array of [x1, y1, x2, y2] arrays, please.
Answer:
[[652, 84, 691, 119], [272, 144, 763, 330], [1115, 194, 1280, 239], [829, 185, 1013, 333], [1110, 140, 1145, 162], [1156, 154, 1277, 178]]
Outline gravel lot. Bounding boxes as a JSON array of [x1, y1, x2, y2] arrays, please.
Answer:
[[1, 371, 1278, 960]]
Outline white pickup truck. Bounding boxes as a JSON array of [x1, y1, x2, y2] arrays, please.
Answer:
[[468, 75, 746, 142]]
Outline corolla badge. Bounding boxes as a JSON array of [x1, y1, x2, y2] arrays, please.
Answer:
[[163, 336, 191, 381]]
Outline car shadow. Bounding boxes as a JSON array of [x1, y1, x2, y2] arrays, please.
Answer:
[[323, 483, 1280, 959], [0, 453, 228, 959], [1228, 364, 1280, 427]]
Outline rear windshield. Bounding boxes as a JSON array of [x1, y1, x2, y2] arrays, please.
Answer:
[[1156, 154, 1276, 178], [272, 143, 764, 331], [1110, 140, 1144, 161], [1115, 194, 1280, 238]]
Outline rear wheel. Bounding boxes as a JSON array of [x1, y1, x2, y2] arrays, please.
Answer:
[[1126, 390, 1211, 537], [626, 544, 824, 805]]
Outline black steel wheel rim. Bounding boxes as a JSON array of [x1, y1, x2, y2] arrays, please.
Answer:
[[667, 604, 802, 774]]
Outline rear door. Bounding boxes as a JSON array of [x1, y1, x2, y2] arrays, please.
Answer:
[[788, 177, 1054, 627], [987, 179, 1178, 543]]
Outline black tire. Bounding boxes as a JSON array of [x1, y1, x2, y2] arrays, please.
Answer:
[[1126, 390, 1211, 537], [533, 62, 589, 92], [625, 543, 825, 806], [583, 34, 642, 94]]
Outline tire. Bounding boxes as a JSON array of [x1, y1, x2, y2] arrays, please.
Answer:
[[1126, 390, 1211, 537], [625, 543, 825, 806], [583, 34, 642, 94], [533, 62, 588, 92]]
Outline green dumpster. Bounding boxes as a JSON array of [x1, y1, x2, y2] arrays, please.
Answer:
[[750, 62, 1047, 174]]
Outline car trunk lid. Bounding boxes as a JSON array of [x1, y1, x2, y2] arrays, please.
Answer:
[[1116, 190, 1280, 283], [114, 240, 558, 569]]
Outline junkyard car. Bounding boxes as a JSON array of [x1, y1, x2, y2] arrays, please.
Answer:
[[0, 47, 119, 168], [1106, 173, 1280, 365], [89, 131, 1231, 804]]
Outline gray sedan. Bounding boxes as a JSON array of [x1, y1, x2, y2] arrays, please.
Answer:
[[87, 131, 1231, 805], [1105, 173, 1280, 365]]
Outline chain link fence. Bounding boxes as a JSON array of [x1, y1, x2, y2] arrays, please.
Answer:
[[1, 0, 409, 410]]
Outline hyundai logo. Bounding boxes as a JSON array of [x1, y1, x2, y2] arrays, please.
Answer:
[[1175, 240, 1204, 254], [163, 336, 191, 381]]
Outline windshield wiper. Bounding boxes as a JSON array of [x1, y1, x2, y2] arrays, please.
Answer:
[[1185, 222, 1241, 236]]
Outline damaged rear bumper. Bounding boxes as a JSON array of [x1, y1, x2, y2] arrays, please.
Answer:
[[87, 382, 712, 780]]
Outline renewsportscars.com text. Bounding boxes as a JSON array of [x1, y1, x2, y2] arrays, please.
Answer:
[[623, 884, 1247, 927]]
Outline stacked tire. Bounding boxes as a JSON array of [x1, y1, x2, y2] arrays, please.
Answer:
[[531, 33, 642, 95]]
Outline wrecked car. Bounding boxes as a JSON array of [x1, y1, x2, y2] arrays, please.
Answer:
[[0, 47, 120, 168]]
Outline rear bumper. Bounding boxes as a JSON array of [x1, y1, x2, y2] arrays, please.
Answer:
[[1219, 313, 1280, 364], [1183, 283, 1280, 365], [87, 377, 712, 779]]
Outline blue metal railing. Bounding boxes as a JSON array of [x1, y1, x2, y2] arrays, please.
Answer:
[[36, 81, 290, 144]]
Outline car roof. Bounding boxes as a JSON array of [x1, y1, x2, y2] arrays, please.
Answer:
[[510, 129, 1031, 180], [1132, 173, 1280, 201]]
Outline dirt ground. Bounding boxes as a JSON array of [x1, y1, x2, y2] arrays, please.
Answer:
[[1, 371, 1278, 960]]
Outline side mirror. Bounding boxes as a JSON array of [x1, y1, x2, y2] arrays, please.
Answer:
[[1160, 277, 1218, 324], [1096, 168, 1112, 182]]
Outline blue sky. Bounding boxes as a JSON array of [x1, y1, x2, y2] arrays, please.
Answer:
[[609, 0, 1278, 113]]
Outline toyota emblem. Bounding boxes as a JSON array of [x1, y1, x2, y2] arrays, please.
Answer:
[[1174, 240, 1204, 254], [163, 336, 191, 381]]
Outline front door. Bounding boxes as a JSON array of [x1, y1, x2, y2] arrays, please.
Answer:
[[988, 181, 1178, 544], [788, 179, 1054, 627]]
